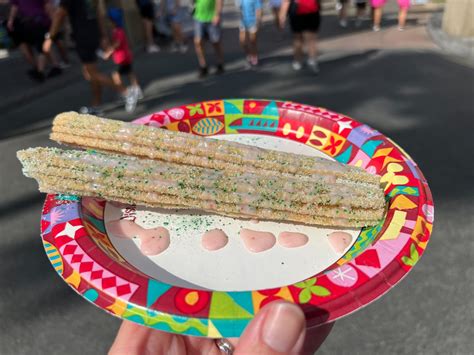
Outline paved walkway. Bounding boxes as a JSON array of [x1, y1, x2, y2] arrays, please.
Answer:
[[2, 2, 473, 355]]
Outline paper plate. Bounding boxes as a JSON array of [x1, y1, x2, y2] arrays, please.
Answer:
[[40, 99, 434, 337]]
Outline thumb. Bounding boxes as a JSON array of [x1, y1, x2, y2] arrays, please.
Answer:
[[235, 301, 306, 355]]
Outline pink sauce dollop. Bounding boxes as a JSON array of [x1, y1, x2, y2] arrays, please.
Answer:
[[240, 228, 276, 253], [327, 231, 352, 253], [202, 229, 229, 251], [278, 232, 309, 248], [106, 220, 170, 256]]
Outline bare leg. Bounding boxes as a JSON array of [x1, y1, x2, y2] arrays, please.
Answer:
[[249, 31, 258, 57], [303, 31, 317, 60], [54, 39, 70, 64], [398, 7, 408, 29], [356, 5, 366, 19], [212, 41, 224, 66], [339, 2, 348, 25], [239, 30, 248, 56], [272, 7, 280, 30], [293, 33, 303, 62], [143, 19, 154, 47], [373, 7, 382, 29], [90, 81, 102, 107], [19, 43, 36, 67], [37, 53, 47, 73], [82, 63, 126, 106], [111, 71, 123, 87], [171, 22, 184, 45], [194, 38, 207, 68], [128, 72, 140, 87]]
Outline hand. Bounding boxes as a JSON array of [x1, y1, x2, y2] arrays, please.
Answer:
[[103, 49, 113, 60], [42, 38, 53, 53], [212, 14, 220, 26], [109, 300, 329, 355]]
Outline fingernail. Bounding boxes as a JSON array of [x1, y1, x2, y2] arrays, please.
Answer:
[[262, 303, 305, 353]]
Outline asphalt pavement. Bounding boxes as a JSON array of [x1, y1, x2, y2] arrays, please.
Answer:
[[1, 3, 473, 355]]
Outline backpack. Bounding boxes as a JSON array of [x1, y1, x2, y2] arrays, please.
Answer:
[[289, 0, 319, 16]]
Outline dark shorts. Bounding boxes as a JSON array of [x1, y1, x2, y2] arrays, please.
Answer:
[[9, 17, 48, 53], [289, 12, 321, 33], [117, 63, 132, 75], [340, 0, 366, 6], [75, 40, 99, 63], [136, 0, 155, 20]]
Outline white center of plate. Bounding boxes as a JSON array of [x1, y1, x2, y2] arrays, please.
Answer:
[[105, 134, 359, 291]]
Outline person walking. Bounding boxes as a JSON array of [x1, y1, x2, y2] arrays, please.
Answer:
[[269, 0, 281, 30], [105, 7, 143, 110], [43, 0, 137, 114], [193, 0, 224, 78], [135, 0, 160, 53], [279, 0, 320, 73], [372, 0, 410, 32], [162, 0, 187, 53], [236, 0, 262, 68], [7, 0, 62, 82], [338, 0, 367, 28]]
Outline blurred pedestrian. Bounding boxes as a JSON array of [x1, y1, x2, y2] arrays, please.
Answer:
[[236, 0, 262, 68], [7, 0, 61, 82], [43, 0, 137, 114], [338, 0, 367, 28], [49, 0, 70, 68], [105, 7, 143, 110], [193, 0, 224, 78], [269, 0, 281, 30], [135, 0, 160, 53], [279, 0, 320, 74], [162, 0, 188, 53], [372, 0, 409, 32]]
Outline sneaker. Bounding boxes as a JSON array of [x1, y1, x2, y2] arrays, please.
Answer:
[[339, 19, 348, 28], [215, 64, 225, 75], [147, 44, 160, 53], [170, 43, 179, 52], [398, 26, 405, 31], [47, 66, 62, 78], [59, 61, 71, 69], [198, 66, 208, 78], [292, 60, 302, 71], [124, 89, 138, 113], [179, 44, 188, 53], [79, 106, 103, 116], [249, 55, 259, 67], [307, 58, 320, 74], [27, 69, 45, 83], [372, 25, 381, 32], [131, 85, 144, 100]]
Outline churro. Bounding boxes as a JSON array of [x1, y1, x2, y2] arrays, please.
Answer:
[[18, 147, 386, 227]]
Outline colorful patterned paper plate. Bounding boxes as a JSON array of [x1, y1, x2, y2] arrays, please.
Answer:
[[40, 99, 434, 338]]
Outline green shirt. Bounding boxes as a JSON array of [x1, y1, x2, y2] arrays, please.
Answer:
[[194, 0, 216, 22]]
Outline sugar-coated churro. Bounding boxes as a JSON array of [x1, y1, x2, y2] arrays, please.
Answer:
[[18, 147, 386, 227]]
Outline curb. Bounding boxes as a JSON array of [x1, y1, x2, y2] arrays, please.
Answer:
[[427, 12, 474, 66]]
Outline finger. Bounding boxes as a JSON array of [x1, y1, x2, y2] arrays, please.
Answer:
[[109, 320, 185, 355], [235, 301, 306, 355]]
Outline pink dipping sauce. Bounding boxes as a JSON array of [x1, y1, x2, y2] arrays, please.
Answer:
[[278, 232, 309, 248], [327, 231, 353, 253], [202, 229, 229, 251], [240, 228, 276, 253], [106, 220, 170, 256]]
